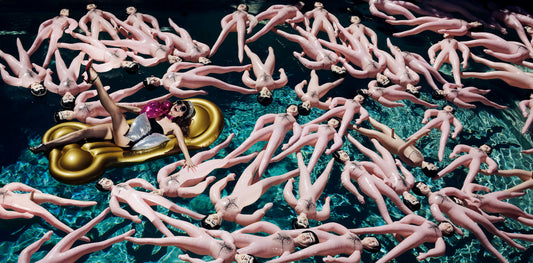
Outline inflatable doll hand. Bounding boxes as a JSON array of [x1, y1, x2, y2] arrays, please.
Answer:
[[227, 173, 236, 181], [281, 143, 290, 150], [421, 118, 429, 124], [263, 202, 274, 210], [395, 159, 402, 166], [151, 189, 164, 196], [323, 256, 336, 262], [417, 252, 429, 261], [178, 254, 193, 262], [357, 195, 365, 204]]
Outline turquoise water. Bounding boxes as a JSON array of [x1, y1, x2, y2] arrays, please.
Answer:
[[1, 0, 533, 262]]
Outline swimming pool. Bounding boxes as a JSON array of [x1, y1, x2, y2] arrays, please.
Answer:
[[1, 0, 533, 262]]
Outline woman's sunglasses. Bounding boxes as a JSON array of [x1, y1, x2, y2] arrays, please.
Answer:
[[174, 100, 187, 112]]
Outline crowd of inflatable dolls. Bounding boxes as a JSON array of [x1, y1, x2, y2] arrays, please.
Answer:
[[5, 1, 533, 262]]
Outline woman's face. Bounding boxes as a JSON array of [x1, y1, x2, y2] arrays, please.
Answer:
[[235, 254, 254, 263], [168, 101, 187, 118], [98, 178, 114, 190]]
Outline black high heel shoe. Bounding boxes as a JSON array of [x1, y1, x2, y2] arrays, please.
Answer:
[[84, 59, 98, 84]]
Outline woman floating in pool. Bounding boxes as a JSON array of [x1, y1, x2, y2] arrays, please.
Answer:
[[335, 149, 414, 224], [241, 45, 288, 105], [271, 118, 343, 172], [428, 34, 470, 85], [19, 208, 135, 263], [127, 212, 237, 263], [350, 117, 437, 172], [0, 38, 47, 96], [0, 182, 96, 240], [407, 105, 463, 162], [78, 4, 121, 40], [383, 38, 420, 88], [462, 53, 533, 90], [283, 152, 334, 226], [59, 32, 131, 73], [436, 144, 498, 192], [294, 69, 343, 115], [31, 63, 197, 167], [387, 15, 483, 37], [272, 25, 343, 72], [102, 18, 173, 67], [347, 136, 418, 208], [27, 8, 78, 67], [319, 30, 386, 79], [303, 2, 340, 44], [54, 82, 172, 125], [246, 2, 305, 43], [43, 51, 92, 100], [460, 183, 533, 228], [304, 94, 369, 137], [123, 6, 161, 35], [224, 104, 301, 178], [338, 16, 378, 52], [413, 181, 527, 263], [96, 177, 204, 237], [167, 18, 211, 63], [432, 83, 507, 109], [349, 214, 454, 263], [230, 220, 319, 260], [156, 133, 257, 198], [269, 222, 381, 263], [205, 150, 299, 227], [461, 31, 532, 67], [361, 73, 438, 108], [210, 4, 257, 63], [146, 61, 255, 97]]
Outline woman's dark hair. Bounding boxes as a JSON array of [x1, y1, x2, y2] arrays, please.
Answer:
[[411, 181, 427, 196], [431, 90, 445, 100], [143, 78, 158, 90], [403, 194, 421, 211], [406, 87, 421, 98], [439, 221, 456, 237], [363, 236, 381, 253], [200, 215, 221, 230], [95, 178, 111, 192], [257, 93, 273, 106], [54, 111, 67, 124], [301, 230, 319, 247], [286, 104, 299, 119], [123, 62, 139, 74], [421, 163, 439, 178], [332, 68, 347, 79], [297, 103, 311, 116], [481, 144, 493, 155], [172, 100, 196, 136], [291, 217, 309, 229], [30, 85, 47, 97], [356, 89, 369, 99], [61, 99, 75, 110], [332, 150, 349, 163]]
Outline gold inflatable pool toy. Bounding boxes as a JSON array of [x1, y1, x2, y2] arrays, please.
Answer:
[[41, 98, 224, 185]]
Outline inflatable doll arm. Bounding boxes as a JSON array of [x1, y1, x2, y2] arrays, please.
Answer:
[[283, 178, 298, 208]]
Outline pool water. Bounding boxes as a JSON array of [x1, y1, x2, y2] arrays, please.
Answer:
[[1, 0, 533, 262]]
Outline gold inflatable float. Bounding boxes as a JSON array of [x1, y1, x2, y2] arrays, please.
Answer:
[[41, 98, 224, 185]]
